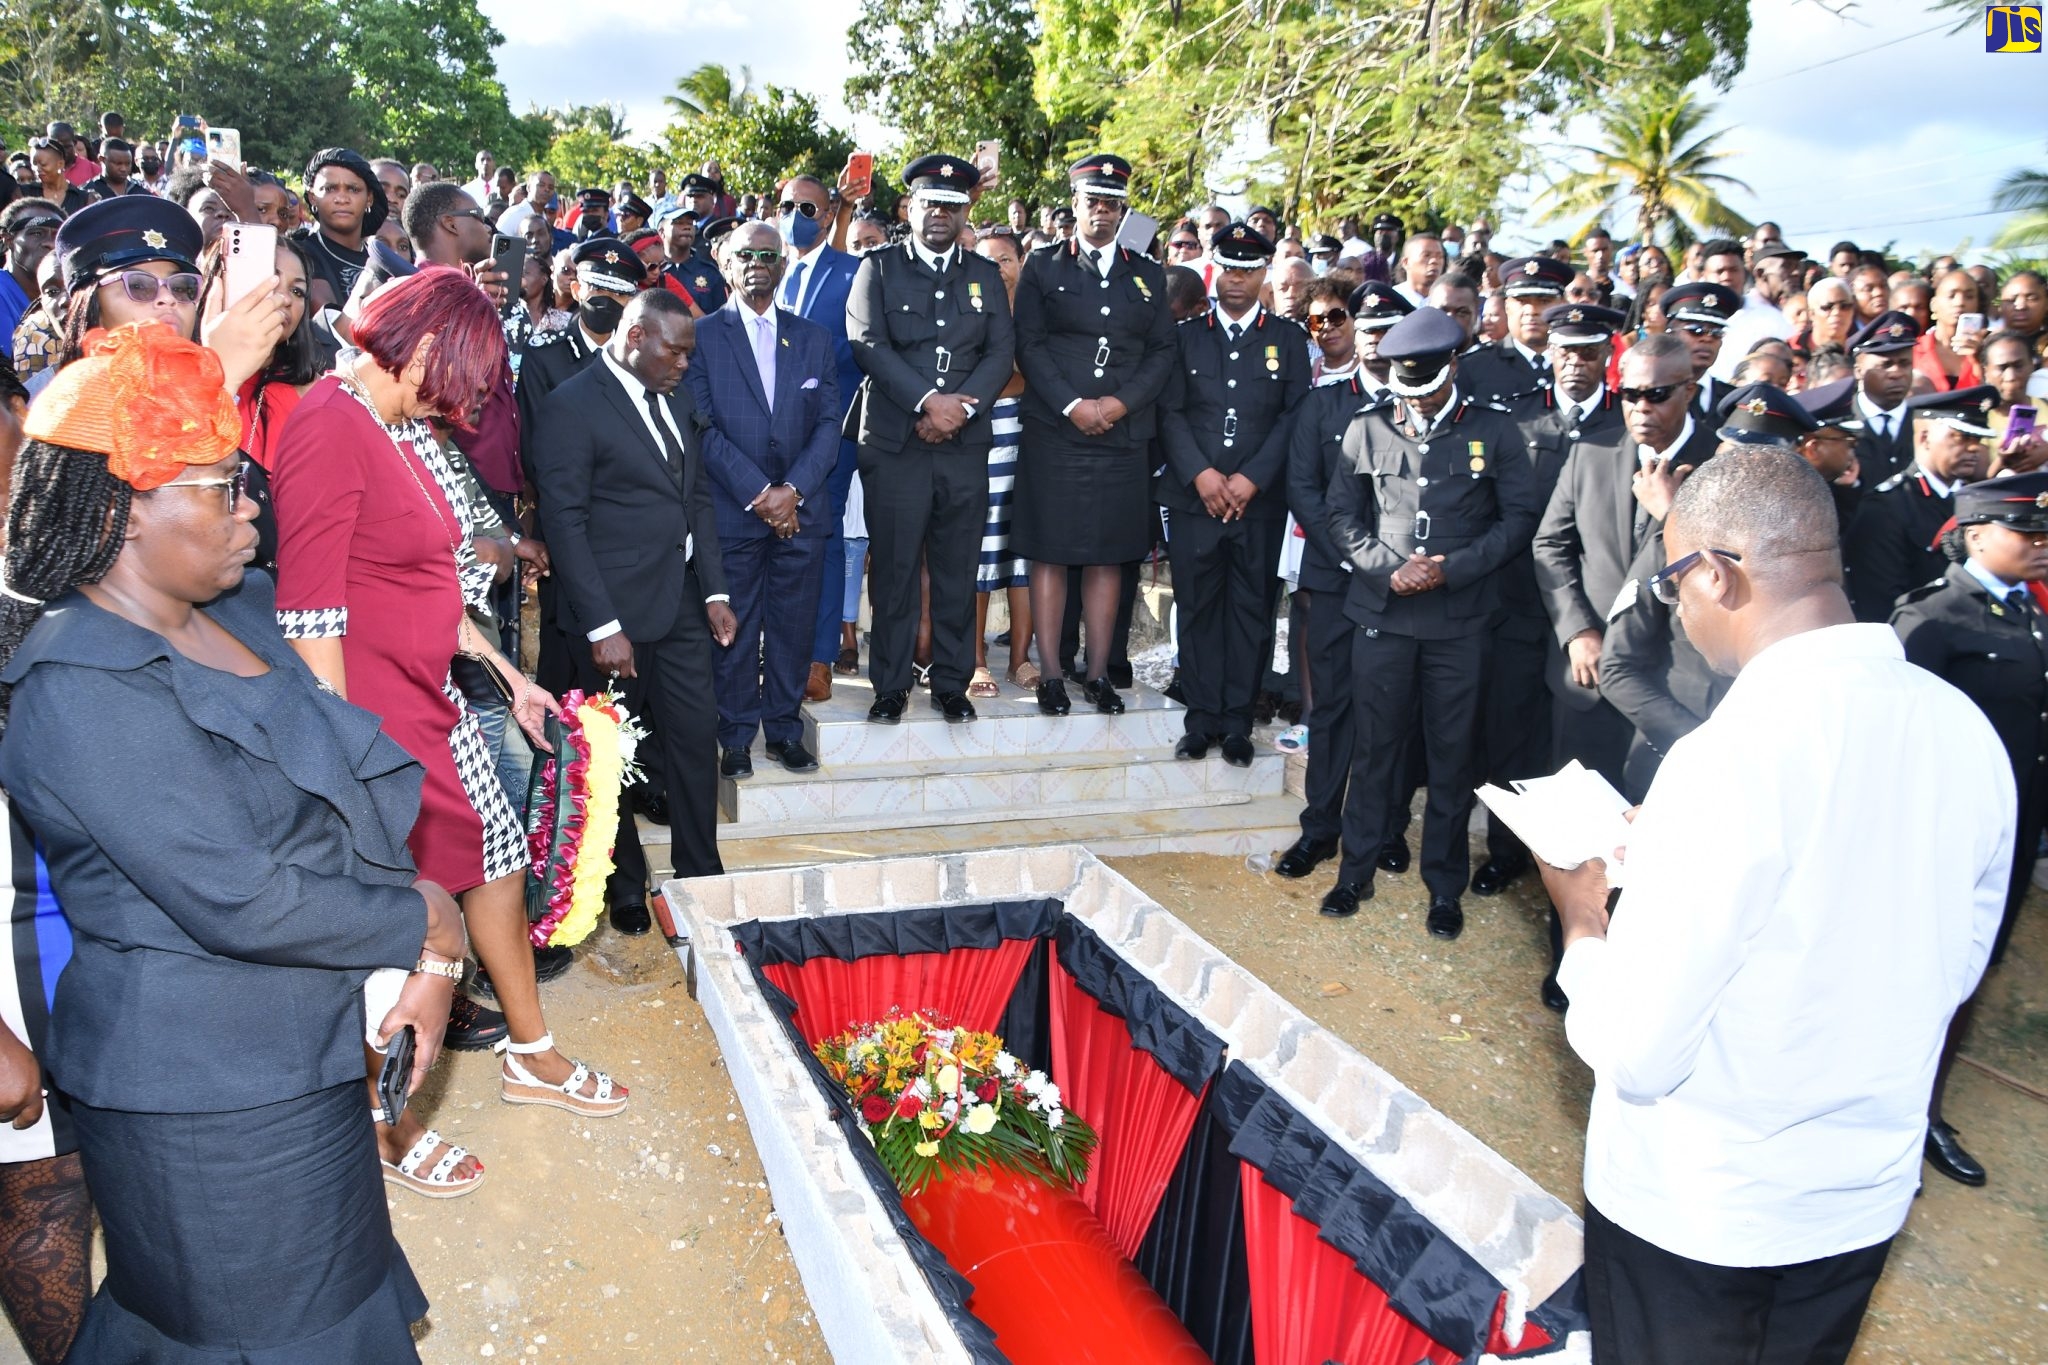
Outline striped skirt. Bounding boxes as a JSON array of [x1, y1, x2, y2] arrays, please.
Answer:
[[978, 396, 1030, 591]]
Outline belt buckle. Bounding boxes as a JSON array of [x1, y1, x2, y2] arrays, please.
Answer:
[[1093, 341, 1111, 367], [934, 346, 952, 374], [1222, 413, 1239, 439], [1413, 510, 1432, 541]]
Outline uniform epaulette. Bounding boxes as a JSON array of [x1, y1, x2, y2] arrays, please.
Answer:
[[1356, 393, 1396, 415], [1898, 578, 1947, 606], [1485, 399, 1514, 412], [526, 327, 569, 349], [1875, 467, 1913, 493]]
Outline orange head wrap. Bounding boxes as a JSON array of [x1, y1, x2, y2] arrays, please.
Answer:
[[22, 322, 242, 491]]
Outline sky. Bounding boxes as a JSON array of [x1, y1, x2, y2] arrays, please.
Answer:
[[477, 0, 2047, 257]]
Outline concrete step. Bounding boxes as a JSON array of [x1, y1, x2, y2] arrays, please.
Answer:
[[800, 677, 1187, 767], [718, 744, 1287, 828]]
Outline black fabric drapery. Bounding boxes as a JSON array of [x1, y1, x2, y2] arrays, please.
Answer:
[[1133, 1079, 1256, 1364], [1054, 915, 1227, 1095]]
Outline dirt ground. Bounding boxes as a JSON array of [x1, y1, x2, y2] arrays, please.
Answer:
[[5, 849, 2037, 1363]]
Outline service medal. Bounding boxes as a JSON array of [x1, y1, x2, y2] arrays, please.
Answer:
[[1468, 440, 1486, 473], [969, 281, 984, 311], [1265, 344, 1278, 372], [1134, 277, 1151, 300]]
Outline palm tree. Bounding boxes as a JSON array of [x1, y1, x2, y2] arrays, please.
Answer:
[[663, 63, 754, 120], [1991, 159, 2048, 249], [1537, 84, 1754, 248]]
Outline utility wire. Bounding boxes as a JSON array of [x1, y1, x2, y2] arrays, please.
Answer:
[[1738, 19, 1952, 86]]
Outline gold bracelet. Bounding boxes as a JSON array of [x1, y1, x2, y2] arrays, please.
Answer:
[[413, 957, 465, 981]]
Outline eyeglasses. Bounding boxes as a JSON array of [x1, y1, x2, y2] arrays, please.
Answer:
[[1306, 308, 1350, 333], [448, 207, 492, 226], [98, 270, 202, 305], [160, 465, 248, 510], [1618, 384, 1681, 405], [732, 248, 782, 264], [1674, 323, 1722, 339], [1648, 547, 1742, 605], [777, 200, 821, 219], [1169, 238, 1201, 252], [1814, 300, 1853, 312]]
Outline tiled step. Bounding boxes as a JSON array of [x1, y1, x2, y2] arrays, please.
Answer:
[[718, 745, 1287, 828], [799, 674, 1187, 767]]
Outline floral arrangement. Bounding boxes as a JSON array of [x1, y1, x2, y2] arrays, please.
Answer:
[[814, 1010, 1097, 1196], [523, 689, 649, 948]]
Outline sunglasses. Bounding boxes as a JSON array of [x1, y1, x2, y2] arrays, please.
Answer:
[[161, 465, 248, 510], [448, 207, 493, 226], [98, 270, 202, 305], [1618, 384, 1682, 405], [1306, 308, 1350, 332], [732, 248, 782, 265], [1648, 547, 1742, 605], [1814, 300, 1853, 312], [1674, 323, 1722, 338], [778, 200, 821, 219], [1169, 238, 1201, 252]]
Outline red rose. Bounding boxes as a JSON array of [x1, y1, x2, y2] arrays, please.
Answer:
[[913, 1042, 929, 1064], [861, 1094, 891, 1124], [976, 1078, 999, 1103], [895, 1092, 923, 1119]]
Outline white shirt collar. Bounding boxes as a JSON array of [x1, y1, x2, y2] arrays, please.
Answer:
[[577, 321, 605, 353], [1641, 413, 1697, 464], [1964, 557, 2020, 599], [1077, 239, 1116, 277], [599, 346, 649, 399], [1856, 389, 1906, 426], [1215, 302, 1262, 333], [1920, 467, 1958, 498], [908, 238, 953, 274], [1405, 387, 1461, 435], [728, 294, 776, 327], [1564, 386, 1604, 423], [1511, 337, 1546, 368]]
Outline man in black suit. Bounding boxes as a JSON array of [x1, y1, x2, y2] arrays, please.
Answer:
[[1658, 281, 1739, 422], [1318, 307, 1543, 936], [846, 152, 1016, 724], [1157, 222, 1312, 765], [1845, 386, 1997, 623], [1457, 255, 1571, 406], [533, 290, 738, 932], [1532, 332, 1716, 792], [1846, 310, 1921, 486]]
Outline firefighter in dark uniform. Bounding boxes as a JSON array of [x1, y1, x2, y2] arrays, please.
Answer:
[[1458, 255, 1572, 406], [1844, 386, 1997, 622], [565, 186, 612, 239], [1157, 222, 1312, 764], [518, 236, 648, 693], [659, 175, 730, 314], [1272, 285, 1412, 880], [847, 152, 1017, 723], [1657, 281, 1740, 421], [1794, 376, 1869, 538], [1892, 470, 2048, 1188], [1847, 310, 1920, 484], [1471, 302, 1628, 898], [1010, 153, 1178, 717], [1318, 307, 1544, 937]]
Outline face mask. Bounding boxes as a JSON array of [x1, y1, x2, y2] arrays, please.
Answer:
[[780, 211, 823, 251], [1310, 258, 1330, 277], [1443, 241, 1461, 260], [578, 294, 625, 333]]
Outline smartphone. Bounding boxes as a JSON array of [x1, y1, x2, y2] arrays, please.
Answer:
[[972, 140, 1001, 189], [204, 126, 240, 166], [2005, 404, 2038, 451], [222, 221, 277, 309], [488, 232, 526, 316], [375, 1024, 416, 1126], [844, 151, 873, 198], [174, 114, 205, 162], [1957, 312, 1986, 335], [1117, 210, 1160, 254]]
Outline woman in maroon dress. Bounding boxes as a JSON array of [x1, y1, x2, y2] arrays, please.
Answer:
[[274, 269, 627, 1196]]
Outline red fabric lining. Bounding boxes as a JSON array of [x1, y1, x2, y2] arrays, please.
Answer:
[[760, 940, 1034, 1047], [1048, 951, 1208, 1260]]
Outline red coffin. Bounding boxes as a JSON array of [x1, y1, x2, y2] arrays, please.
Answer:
[[903, 1167, 1211, 1364]]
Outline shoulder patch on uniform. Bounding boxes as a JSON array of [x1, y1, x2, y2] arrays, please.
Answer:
[[1898, 579, 1946, 606], [527, 328, 568, 349], [1486, 399, 1513, 412], [1875, 468, 1911, 493]]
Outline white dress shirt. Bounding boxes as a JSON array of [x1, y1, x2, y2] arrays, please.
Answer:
[[1559, 623, 2010, 1267], [1637, 413, 1696, 467], [584, 351, 730, 643], [1856, 391, 1908, 445], [1711, 295, 1795, 383]]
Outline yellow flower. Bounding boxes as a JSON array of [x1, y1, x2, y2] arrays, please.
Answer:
[[919, 1110, 944, 1130], [935, 1064, 960, 1096], [963, 1103, 998, 1135], [914, 1140, 940, 1158]]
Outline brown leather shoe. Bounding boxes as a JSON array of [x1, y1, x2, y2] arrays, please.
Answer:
[[805, 662, 833, 702]]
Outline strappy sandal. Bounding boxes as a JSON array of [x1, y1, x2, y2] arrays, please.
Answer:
[[968, 667, 1001, 699], [495, 1033, 628, 1117], [1007, 660, 1041, 688], [912, 662, 933, 690], [381, 1124, 486, 1200]]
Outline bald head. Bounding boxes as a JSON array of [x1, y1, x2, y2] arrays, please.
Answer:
[[1670, 444, 1842, 586]]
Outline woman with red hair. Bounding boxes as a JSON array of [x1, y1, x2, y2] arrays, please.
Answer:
[[274, 268, 628, 1200]]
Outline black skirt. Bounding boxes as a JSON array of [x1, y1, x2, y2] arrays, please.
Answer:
[[1008, 418, 1155, 566], [69, 1079, 427, 1363]]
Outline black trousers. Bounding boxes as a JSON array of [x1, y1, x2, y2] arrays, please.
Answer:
[[1481, 627, 1552, 864], [1166, 513, 1283, 738], [1583, 1202, 1891, 1365], [567, 575, 724, 893], [712, 532, 826, 751], [1296, 586, 1355, 845], [1553, 691, 1633, 794], [1057, 561, 1141, 676], [1338, 628, 1488, 898], [862, 444, 988, 694]]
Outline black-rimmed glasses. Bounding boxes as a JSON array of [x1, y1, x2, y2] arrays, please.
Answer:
[[1648, 547, 1742, 605], [778, 200, 821, 219], [1618, 384, 1681, 405], [98, 270, 202, 305]]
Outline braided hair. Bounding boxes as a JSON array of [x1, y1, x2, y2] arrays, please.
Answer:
[[0, 440, 132, 733]]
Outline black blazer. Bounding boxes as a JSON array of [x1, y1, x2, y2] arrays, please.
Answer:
[[1844, 467, 1952, 624], [1895, 563, 2048, 803], [533, 355, 728, 644], [0, 573, 427, 1114], [1286, 374, 1375, 595], [847, 241, 1016, 455], [1012, 240, 1177, 449], [1157, 307, 1312, 520]]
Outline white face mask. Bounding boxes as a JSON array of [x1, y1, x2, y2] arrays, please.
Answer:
[[1443, 241, 1461, 260], [1310, 257, 1330, 277]]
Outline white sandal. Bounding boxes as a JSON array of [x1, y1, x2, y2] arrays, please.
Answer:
[[495, 1033, 628, 1117], [381, 1123, 486, 1199]]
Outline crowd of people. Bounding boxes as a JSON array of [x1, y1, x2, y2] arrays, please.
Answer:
[[0, 104, 2041, 1363]]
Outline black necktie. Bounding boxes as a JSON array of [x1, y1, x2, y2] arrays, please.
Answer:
[[1226, 322, 1242, 343], [643, 390, 683, 471], [2008, 588, 2031, 616], [1085, 248, 1102, 275]]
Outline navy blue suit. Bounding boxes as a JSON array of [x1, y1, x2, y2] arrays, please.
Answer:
[[687, 297, 842, 750], [782, 244, 868, 663]]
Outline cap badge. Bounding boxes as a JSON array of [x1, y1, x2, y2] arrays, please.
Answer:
[[1567, 308, 1583, 322], [1743, 398, 1769, 415], [1522, 260, 1540, 276], [2035, 493, 2048, 509], [1887, 323, 1905, 338], [604, 251, 620, 264], [142, 229, 167, 249]]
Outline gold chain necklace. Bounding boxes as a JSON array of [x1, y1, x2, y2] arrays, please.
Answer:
[[336, 359, 458, 563]]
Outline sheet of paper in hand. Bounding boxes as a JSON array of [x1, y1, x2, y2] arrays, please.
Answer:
[[1476, 760, 1634, 888]]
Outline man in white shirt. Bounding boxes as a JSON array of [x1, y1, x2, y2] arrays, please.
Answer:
[[461, 148, 495, 209], [1700, 236, 1794, 384], [1393, 233, 1446, 309], [1540, 446, 2010, 1364]]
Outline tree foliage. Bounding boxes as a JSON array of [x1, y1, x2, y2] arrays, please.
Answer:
[[659, 86, 853, 196], [1991, 156, 2048, 251], [844, 0, 1090, 209], [1536, 83, 1753, 249], [665, 62, 754, 120]]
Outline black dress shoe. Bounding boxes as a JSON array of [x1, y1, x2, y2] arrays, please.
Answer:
[[470, 944, 575, 999], [1427, 896, 1465, 939], [1319, 881, 1373, 917], [1162, 671, 1185, 703], [1084, 678, 1125, 714], [1540, 972, 1568, 1012], [1174, 733, 1211, 760], [1470, 856, 1528, 897], [1062, 664, 1087, 685], [609, 897, 653, 936], [720, 747, 754, 779], [628, 784, 669, 826], [1377, 837, 1411, 874], [933, 690, 977, 722], [444, 994, 509, 1052], [1106, 661, 1134, 689], [868, 690, 908, 723], [1220, 734, 1255, 767], [765, 739, 818, 772], [1036, 679, 1072, 715], [1253, 690, 1279, 726], [1273, 835, 1337, 879], [1925, 1121, 1987, 1186]]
